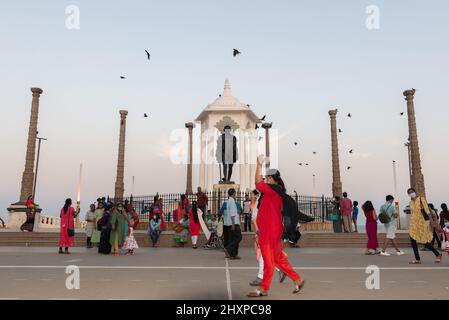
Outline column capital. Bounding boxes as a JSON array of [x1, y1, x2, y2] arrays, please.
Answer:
[[119, 110, 128, 117], [31, 87, 43, 96], [185, 122, 195, 129], [328, 109, 338, 116], [261, 122, 272, 129], [403, 89, 416, 100]]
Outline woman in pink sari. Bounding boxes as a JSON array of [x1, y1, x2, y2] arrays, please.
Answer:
[[363, 200, 379, 255], [59, 198, 79, 254]]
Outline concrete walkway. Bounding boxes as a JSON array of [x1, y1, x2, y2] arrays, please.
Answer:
[[0, 247, 448, 300]]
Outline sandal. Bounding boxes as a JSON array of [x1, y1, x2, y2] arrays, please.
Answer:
[[247, 289, 268, 298], [293, 279, 306, 294], [409, 260, 421, 264], [435, 255, 443, 263]]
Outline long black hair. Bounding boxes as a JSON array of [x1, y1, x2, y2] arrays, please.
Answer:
[[441, 203, 448, 212], [192, 201, 199, 225], [270, 170, 286, 192], [362, 201, 374, 212], [63, 198, 72, 214]]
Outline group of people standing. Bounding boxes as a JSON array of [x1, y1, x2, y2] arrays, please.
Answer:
[[64, 198, 140, 255], [332, 189, 449, 264]]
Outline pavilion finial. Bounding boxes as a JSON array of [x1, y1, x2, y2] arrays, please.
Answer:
[[223, 78, 231, 96]]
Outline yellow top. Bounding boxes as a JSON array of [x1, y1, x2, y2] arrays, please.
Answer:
[[408, 196, 432, 244]]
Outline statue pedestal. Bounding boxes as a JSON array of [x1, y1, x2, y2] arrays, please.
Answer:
[[213, 183, 240, 192], [6, 202, 42, 230]]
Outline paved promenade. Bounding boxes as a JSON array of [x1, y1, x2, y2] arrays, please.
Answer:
[[0, 246, 448, 300]]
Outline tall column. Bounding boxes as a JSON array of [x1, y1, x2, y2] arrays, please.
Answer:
[[262, 122, 272, 171], [403, 89, 426, 197], [249, 129, 257, 190], [199, 124, 206, 190], [19, 88, 43, 203], [114, 110, 128, 200], [239, 129, 246, 190], [7, 88, 43, 229], [185, 122, 194, 195], [328, 109, 342, 198]]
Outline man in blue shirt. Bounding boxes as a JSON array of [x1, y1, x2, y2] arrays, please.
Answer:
[[220, 188, 242, 259], [380, 195, 404, 256]]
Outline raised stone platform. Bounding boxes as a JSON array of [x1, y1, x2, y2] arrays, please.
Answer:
[[0, 230, 413, 248]]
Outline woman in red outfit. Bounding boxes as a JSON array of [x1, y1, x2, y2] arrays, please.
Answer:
[[189, 201, 201, 249], [248, 155, 305, 297]]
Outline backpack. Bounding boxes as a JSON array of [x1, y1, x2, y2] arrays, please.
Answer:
[[378, 204, 392, 224]]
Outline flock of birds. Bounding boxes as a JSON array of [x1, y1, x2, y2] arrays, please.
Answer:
[[120, 48, 247, 122], [294, 106, 408, 173], [118, 47, 410, 175]]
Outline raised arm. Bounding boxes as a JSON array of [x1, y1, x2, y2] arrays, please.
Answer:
[[255, 155, 264, 184]]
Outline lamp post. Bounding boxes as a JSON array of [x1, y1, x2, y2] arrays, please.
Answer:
[[32, 137, 47, 200], [404, 141, 412, 187]]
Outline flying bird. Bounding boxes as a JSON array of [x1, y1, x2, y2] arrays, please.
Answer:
[[347, 166, 351, 170], [294, 142, 298, 146], [347, 113, 352, 118], [145, 50, 151, 61], [349, 149, 353, 154], [219, 94, 222, 97], [258, 136, 263, 141], [255, 124, 260, 130], [298, 163, 303, 166], [338, 129, 342, 133], [120, 76, 126, 79], [246, 104, 251, 107], [260, 115, 266, 121], [144, 113, 149, 118], [400, 112, 404, 116], [305, 163, 309, 166], [233, 49, 241, 57], [313, 152, 317, 155]]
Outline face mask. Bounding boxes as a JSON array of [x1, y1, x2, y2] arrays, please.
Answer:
[[153, 215, 157, 220], [409, 192, 416, 199]]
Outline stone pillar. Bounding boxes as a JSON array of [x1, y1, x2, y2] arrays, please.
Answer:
[[249, 129, 257, 190], [199, 124, 206, 190], [403, 89, 426, 197], [262, 122, 273, 170], [239, 129, 246, 190], [328, 109, 342, 198], [20, 88, 43, 203], [7, 88, 44, 229], [262, 122, 272, 170], [114, 110, 128, 200], [185, 122, 194, 195]]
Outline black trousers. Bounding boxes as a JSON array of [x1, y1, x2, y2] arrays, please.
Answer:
[[87, 236, 92, 247], [222, 164, 234, 181], [223, 225, 230, 248], [431, 230, 442, 248], [244, 214, 252, 232], [410, 237, 440, 261], [226, 225, 242, 258]]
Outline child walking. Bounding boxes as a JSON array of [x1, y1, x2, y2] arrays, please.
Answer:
[[122, 220, 139, 255]]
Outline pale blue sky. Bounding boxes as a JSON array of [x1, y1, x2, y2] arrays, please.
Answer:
[[1, 1, 449, 222]]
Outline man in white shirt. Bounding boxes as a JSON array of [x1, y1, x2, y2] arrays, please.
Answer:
[[242, 194, 252, 232], [222, 188, 242, 259]]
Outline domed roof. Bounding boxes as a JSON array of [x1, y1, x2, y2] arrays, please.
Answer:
[[206, 79, 246, 109], [195, 79, 260, 123]]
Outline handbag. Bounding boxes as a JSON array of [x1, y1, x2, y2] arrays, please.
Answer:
[[97, 216, 104, 231], [174, 224, 184, 233], [419, 198, 429, 221]]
